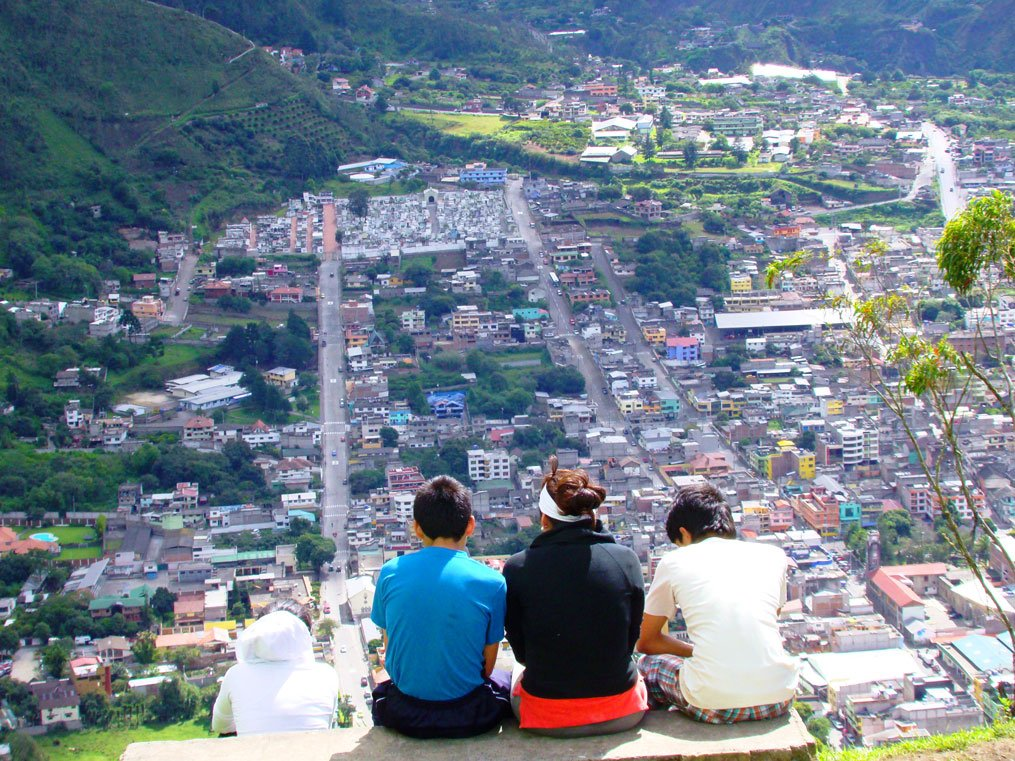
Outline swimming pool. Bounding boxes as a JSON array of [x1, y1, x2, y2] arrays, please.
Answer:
[[30, 532, 59, 544]]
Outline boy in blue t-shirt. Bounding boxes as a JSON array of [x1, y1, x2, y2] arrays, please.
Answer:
[[370, 476, 510, 738]]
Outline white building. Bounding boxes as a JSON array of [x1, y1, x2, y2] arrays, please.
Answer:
[[468, 449, 512, 482], [828, 419, 879, 467], [636, 84, 667, 100], [401, 308, 426, 333]]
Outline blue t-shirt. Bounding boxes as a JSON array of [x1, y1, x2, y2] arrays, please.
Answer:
[[371, 546, 506, 701]]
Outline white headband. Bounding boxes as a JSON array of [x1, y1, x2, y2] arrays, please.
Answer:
[[539, 485, 590, 523]]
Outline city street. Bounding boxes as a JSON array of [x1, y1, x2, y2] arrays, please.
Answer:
[[923, 121, 965, 221], [587, 239, 692, 430], [317, 252, 371, 725], [163, 252, 198, 326], [505, 178, 625, 430]]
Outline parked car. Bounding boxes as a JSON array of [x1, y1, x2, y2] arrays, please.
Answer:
[[360, 677, 368, 687]]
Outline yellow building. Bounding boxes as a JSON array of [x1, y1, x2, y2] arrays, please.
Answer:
[[617, 392, 644, 414], [730, 274, 753, 293], [823, 398, 844, 417], [345, 330, 368, 348], [264, 366, 298, 390], [642, 326, 667, 345], [719, 394, 746, 418], [796, 451, 816, 479], [451, 305, 483, 333], [130, 295, 165, 320]]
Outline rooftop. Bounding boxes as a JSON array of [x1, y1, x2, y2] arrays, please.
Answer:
[[714, 308, 853, 331], [123, 711, 814, 761]]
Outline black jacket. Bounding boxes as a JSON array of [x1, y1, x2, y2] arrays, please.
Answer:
[[503, 521, 645, 699]]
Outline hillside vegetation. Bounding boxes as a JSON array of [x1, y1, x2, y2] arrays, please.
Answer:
[[0, 0, 377, 290], [154, 0, 563, 78], [492, 0, 1015, 75]]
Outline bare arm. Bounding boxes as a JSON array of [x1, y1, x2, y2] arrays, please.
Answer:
[[483, 643, 499, 678], [636, 613, 694, 657]]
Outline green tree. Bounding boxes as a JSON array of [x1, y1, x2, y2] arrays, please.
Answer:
[[42, 642, 69, 678], [31, 622, 50, 643], [79, 692, 112, 727], [150, 587, 176, 623], [296, 534, 337, 571], [131, 631, 157, 665], [806, 715, 831, 743], [0, 627, 20, 656], [682, 141, 699, 168], [379, 426, 399, 448], [153, 677, 199, 723], [659, 106, 673, 129], [9, 733, 47, 761], [349, 468, 386, 495], [5, 371, 21, 405], [796, 430, 816, 451], [793, 702, 815, 722], [317, 617, 338, 640], [348, 188, 370, 218], [169, 646, 203, 673]]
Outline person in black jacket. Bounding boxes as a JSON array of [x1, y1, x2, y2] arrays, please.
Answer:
[[503, 455, 648, 737]]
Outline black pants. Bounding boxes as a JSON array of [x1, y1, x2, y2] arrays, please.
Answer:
[[371, 670, 511, 739]]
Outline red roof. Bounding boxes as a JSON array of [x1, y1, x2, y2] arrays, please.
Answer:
[[882, 563, 948, 577], [870, 568, 923, 609], [666, 336, 700, 348]]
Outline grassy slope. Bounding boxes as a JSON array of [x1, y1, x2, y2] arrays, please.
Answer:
[[38, 719, 213, 761], [0, 0, 373, 228], [819, 720, 1015, 761]]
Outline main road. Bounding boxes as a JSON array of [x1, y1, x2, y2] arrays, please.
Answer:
[[587, 239, 694, 430], [317, 247, 371, 725], [163, 252, 198, 326], [923, 121, 965, 221], [505, 178, 625, 430]]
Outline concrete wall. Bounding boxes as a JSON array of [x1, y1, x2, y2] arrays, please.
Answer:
[[123, 711, 814, 761]]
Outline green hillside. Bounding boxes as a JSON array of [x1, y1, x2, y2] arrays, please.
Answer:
[[154, 0, 561, 73], [0, 0, 377, 294], [490, 0, 1015, 75]]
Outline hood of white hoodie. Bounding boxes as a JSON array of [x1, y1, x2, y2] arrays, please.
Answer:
[[236, 610, 314, 664]]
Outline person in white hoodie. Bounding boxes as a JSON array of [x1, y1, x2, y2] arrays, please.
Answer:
[[212, 600, 339, 736]]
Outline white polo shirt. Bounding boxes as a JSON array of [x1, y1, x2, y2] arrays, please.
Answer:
[[644, 537, 799, 710]]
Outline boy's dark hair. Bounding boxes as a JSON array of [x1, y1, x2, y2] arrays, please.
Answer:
[[414, 476, 472, 540], [260, 598, 313, 631], [665, 483, 736, 543]]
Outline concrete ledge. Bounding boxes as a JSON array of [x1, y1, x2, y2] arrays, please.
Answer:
[[121, 711, 815, 761]]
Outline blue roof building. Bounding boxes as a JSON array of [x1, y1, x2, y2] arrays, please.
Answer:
[[427, 390, 466, 419]]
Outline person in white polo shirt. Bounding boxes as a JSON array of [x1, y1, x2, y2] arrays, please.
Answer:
[[636, 484, 799, 724]]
